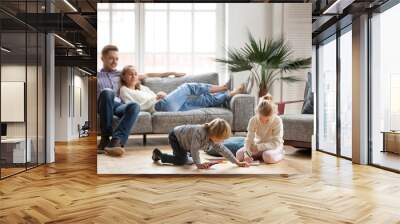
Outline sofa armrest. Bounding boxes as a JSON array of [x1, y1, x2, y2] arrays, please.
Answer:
[[277, 100, 304, 115], [229, 94, 256, 132]]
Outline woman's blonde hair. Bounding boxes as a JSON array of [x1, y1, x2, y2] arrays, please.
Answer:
[[120, 65, 141, 90], [257, 93, 276, 117], [203, 118, 231, 139]]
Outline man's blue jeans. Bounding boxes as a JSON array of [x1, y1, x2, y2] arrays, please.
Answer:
[[154, 83, 229, 112], [98, 89, 140, 145]]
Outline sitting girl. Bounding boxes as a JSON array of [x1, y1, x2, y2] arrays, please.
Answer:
[[152, 118, 249, 169], [236, 94, 284, 164], [118, 65, 245, 112]]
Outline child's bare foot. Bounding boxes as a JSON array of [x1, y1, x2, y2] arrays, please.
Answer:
[[229, 84, 245, 97]]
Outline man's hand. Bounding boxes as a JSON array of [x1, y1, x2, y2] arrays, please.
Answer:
[[170, 72, 186, 77], [156, 91, 167, 100]]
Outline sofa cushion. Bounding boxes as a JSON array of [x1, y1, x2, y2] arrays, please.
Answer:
[[152, 110, 207, 133], [280, 114, 313, 143], [142, 72, 219, 94], [152, 108, 233, 134], [130, 112, 152, 134], [97, 112, 152, 135], [197, 107, 233, 125]]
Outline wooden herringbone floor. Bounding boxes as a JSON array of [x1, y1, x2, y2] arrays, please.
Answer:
[[1, 136, 400, 224]]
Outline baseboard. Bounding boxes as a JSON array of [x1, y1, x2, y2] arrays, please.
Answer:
[[284, 140, 311, 149]]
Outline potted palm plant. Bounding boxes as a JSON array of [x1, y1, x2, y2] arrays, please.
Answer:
[[216, 31, 311, 98]]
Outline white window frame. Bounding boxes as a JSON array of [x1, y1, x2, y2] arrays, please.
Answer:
[[97, 3, 138, 70], [98, 3, 226, 78]]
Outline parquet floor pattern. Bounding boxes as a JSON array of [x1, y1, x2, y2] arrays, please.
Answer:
[[0, 136, 400, 224]]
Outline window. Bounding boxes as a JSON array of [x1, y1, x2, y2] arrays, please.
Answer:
[[317, 36, 337, 154], [97, 3, 136, 71], [0, 2, 46, 179], [370, 3, 400, 171], [98, 3, 223, 75], [316, 25, 353, 159]]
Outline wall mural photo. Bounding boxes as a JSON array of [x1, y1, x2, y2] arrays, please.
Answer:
[[96, 3, 313, 175]]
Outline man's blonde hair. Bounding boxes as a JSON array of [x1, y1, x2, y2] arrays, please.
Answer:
[[257, 93, 276, 117], [203, 118, 231, 139]]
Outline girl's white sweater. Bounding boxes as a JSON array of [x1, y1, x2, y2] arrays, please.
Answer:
[[244, 115, 284, 157]]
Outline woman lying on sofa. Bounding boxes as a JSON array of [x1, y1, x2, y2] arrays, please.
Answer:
[[118, 65, 245, 112]]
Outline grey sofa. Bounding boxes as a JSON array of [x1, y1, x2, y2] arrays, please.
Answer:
[[281, 114, 313, 148], [277, 72, 314, 149], [100, 73, 256, 144]]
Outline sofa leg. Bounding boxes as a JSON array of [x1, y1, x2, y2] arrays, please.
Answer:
[[143, 134, 147, 145]]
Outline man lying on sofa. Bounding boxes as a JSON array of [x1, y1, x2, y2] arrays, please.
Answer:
[[97, 44, 185, 156]]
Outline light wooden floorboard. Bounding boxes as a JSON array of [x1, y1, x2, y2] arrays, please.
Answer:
[[0, 136, 399, 223], [98, 134, 311, 175], [372, 151, 400, 171]]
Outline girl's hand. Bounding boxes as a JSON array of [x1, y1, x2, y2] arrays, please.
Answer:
[[236, 161, 250, 167], [244, 156, 253, 164], [250, 144, 258, 154], [196, 163, 213, 169]]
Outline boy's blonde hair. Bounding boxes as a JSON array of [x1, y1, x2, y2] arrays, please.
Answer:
[[257, 93, 276, 117], [204, 118, 231, 139]]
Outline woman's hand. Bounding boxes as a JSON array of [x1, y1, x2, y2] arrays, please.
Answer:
[[156, 91, 167, 100], [236, 161, 250, 167]]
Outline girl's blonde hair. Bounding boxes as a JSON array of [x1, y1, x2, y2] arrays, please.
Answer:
[[120, 65, 141, 90], [203, 118, 231, 139], [257, 93, 276, 117]]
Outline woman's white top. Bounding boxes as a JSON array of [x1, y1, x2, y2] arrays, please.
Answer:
[[119, 85, 157, 112]]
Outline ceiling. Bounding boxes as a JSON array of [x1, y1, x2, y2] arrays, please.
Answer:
[[0, 0, 97, 72], [311, 0, 390, 43], [1, 0, 394, 71]]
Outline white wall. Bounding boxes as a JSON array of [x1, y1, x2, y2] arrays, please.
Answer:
[[1, 64, 46, 163], [55, 67, 89, 141], [226, 3, 311, 113], [226, 3, 272, 92], [278, 4, 312, 113]]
